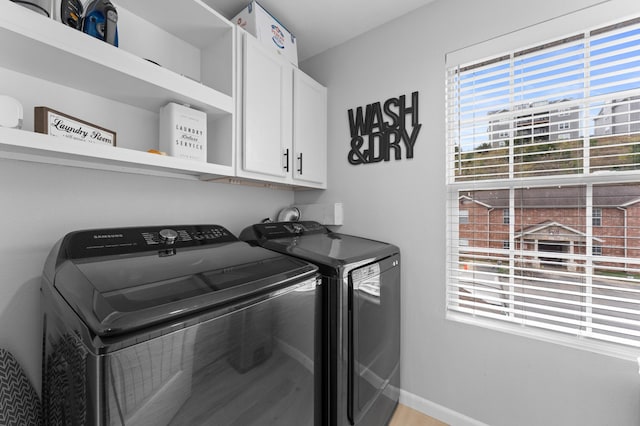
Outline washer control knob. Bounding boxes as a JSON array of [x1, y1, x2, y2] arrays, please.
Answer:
[[159, 228, 178, 245]]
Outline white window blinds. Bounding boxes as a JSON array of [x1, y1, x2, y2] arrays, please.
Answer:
[[446, 15, 640, 355], [447, 18, 640, 181]]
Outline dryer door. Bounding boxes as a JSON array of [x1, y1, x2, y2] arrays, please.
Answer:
[[347, 254, 401, 425]]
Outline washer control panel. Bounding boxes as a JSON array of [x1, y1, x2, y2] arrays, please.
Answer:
[[63, 224, 237, 259]]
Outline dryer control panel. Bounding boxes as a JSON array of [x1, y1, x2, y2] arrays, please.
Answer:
[[241, 221, 327, 241], [61, 224, 237, 259]]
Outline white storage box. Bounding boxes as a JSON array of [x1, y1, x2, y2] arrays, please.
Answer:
[[159, 103, 207, 162], [233, 1, 298, 66]]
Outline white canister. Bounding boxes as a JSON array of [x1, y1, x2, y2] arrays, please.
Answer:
[[0, 96, 23, 129], [159, 103, 207, 162]]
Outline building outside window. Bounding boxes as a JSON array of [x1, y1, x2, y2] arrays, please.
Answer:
[[446, 14, 640, 356]]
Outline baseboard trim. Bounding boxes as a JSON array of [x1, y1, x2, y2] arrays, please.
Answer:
[[399, 390, 489, 426]]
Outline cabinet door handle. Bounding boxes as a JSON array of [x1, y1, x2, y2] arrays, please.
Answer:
[[283, 149, 290, 172], [297, 153, 303, 175]]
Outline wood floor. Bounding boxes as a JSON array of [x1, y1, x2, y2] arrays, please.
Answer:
[[389, 404, 448, 426]]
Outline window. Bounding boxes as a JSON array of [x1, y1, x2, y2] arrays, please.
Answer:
[[459, 209, 469, 224], [592, 207, 602, 226], [446, 13, 640, 356]]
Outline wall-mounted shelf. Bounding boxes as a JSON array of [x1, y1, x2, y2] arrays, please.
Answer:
[[0, 1, 233, 118], [0, 0, 236, 179], [0, 127, 234, 179]]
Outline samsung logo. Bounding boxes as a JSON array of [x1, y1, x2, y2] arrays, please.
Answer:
[[93, 234, 124, 239]]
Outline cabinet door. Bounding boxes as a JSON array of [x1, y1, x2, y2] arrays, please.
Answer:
[[241, 34, 293, 178], [293, 70, 327, 187]]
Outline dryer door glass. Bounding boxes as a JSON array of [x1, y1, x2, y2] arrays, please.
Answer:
[[347, 254, 400, 425]]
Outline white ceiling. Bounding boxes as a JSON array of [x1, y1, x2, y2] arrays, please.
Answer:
[[202, 0, 436, 62]]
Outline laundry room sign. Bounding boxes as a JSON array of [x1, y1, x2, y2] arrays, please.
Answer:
[[347, 91, 421, 165]]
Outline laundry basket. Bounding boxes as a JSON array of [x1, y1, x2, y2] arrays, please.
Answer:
[[0, 348, 42, 426]]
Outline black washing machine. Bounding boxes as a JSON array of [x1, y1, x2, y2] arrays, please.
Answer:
[[240, 221, 401, 426], [41, 224, 321, 426]]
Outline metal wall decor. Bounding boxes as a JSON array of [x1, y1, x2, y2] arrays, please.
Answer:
[[347, 91, 421, 165]]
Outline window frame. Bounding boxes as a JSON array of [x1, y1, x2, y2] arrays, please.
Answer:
[[445, 6, 640, 361]]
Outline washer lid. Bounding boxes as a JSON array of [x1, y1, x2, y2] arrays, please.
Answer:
[[240, 221, 399, 267], [47, 225, 317, 336]]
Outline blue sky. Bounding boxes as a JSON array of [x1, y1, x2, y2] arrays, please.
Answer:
[[453, 26, 640, 150]]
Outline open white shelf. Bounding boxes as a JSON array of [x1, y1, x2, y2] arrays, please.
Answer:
[[0, 0, 237, 180], [0, 127, 234, 179], [0, 1, 233, 118], [0, 128, 233, 179], [116, 0, 231, 49]]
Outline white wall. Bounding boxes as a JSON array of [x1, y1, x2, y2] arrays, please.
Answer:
[[296, 0, 640, 425], [0, 158, 293, 392]]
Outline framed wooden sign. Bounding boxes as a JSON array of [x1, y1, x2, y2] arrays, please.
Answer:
[[34, 107, 116, 146]]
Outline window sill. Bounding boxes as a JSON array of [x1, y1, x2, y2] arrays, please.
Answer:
[[446, 310, 640, 362]]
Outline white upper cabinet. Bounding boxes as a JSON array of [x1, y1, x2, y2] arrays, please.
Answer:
[[236, 29, 327, 189], [293, 70, 327, 186], [241, 33, 293, 178], [0, 0, 235, 179]]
